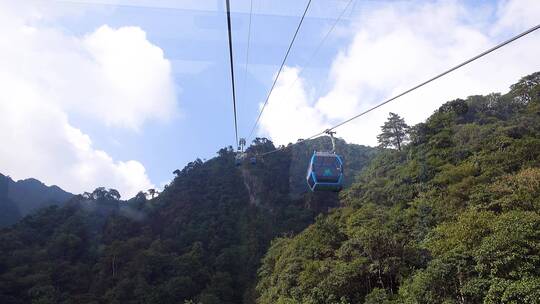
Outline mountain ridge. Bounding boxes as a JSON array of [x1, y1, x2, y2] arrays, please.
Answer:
[[0, 173, 73, 227], [0, 135, 377, 304], [256, 71, 540, 304], [0, 72, 538, 303]]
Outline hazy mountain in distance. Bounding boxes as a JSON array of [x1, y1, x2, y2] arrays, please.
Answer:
[[0, 173, 73, 227]]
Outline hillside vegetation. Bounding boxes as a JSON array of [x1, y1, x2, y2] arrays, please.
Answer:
[[0, 72, 539, 304], [0, 136, 375, 303], [256, 72, 540, 304]]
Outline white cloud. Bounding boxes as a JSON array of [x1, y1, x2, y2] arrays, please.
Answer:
[[8, 23, 177, 130], [0, 86, 154, 198], [257, 0, 540, 146], [494, 0, 540, 35], [81, 25, 177, 129], [259, 67, 329, 144], [0, 2, 179, 198]]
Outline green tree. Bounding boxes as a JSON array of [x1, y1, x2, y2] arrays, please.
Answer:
[[147, 188, 156, 199], [377, 112, 410, 151], [3, 71, 540, 304], [258, 71, 540, 304]]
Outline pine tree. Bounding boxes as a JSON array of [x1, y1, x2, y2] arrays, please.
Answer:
[[377, 112, 409, 151]]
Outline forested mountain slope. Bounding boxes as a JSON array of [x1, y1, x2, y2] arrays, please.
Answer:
[[0, 174, 73, 227], [2, 71, 538, 304], [0, 136, 375, 303], [257, 72, 540, 304]]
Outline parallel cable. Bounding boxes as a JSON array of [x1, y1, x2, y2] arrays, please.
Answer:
[[225, 0, 239, 146], [349, 0, 357, 18], [258, 23, 540, 157], [241, 0, 253, 109], [279, 0, 353, 102], [247, 0, 313, 141]]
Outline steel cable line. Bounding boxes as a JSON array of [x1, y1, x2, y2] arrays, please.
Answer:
[[247, 0, 313, 142], [277, 0, 354, 105], [257, 23, 540, 157], [241, 0, 253, 110], [226, 0, 239, 147]]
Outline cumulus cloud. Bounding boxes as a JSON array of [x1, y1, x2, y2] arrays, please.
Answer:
[[80, 25, 177, 129], [0, 97, 153, 198], [7, 23, 176, 130], [494, 0, 540, 34], [259, 67, 329, 143], [257, 0, 540, 146], [0, 2, 178, 198]]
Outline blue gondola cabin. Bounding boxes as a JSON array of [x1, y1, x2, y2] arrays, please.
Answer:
[[306, 151, 343, 192]]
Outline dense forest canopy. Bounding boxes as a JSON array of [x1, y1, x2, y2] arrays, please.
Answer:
[[0, 72, 539, 304], [0, 132, 375, 303], [257, 72, 540, 304]]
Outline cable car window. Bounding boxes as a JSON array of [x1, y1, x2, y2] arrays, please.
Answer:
[[313, 156, 341, 182]]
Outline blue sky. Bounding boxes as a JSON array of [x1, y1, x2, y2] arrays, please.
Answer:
[[0, 0, 539, 198], [46, 0, 358, 187]]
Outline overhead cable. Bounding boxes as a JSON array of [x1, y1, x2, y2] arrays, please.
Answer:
[[258, 23, 540, 157], [247, 0, 313, 142], [225, 0, 239, 146], [241, 0, 254, 109], [278, 0, 354, 103]]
